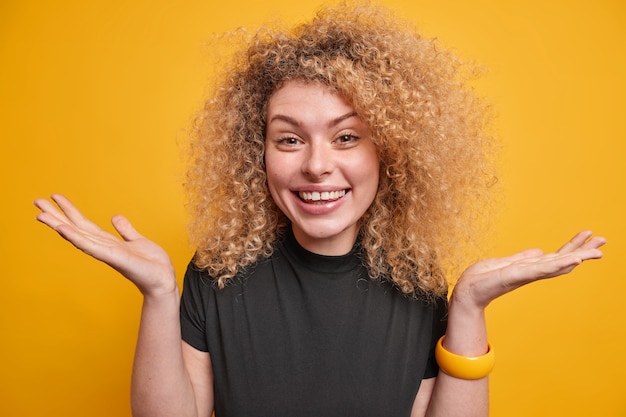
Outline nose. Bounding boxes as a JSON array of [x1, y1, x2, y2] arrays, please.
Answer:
[[301, 141, 334, 180]]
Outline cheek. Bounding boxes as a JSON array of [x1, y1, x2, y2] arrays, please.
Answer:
[[359, 151, 380, 188], [363, 159, 381, 203], [265, 151, 298, 188], [265, 164, 287, 207], [264, 149, 282, 173], [367, 170, 380, 200], [265, 160, 283, 187], [264, 153, 278, 184]]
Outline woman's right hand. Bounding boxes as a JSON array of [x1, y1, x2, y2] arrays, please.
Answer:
[[34, 194, 177, 297]]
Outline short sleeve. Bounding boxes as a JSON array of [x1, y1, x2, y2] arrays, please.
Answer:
[[180, 261, 211, 352], [423, 295, 449, 379]]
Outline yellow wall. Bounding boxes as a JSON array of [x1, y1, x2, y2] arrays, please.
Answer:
[[1, 0, 624, 416]]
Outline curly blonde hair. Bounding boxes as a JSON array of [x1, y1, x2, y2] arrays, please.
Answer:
[[186, 2, 496, 298]]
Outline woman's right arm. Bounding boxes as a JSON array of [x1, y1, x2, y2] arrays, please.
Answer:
[[34, 194, 213, 417]]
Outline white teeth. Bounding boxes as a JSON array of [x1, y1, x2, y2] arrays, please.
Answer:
[[299, 190, 346, 202]]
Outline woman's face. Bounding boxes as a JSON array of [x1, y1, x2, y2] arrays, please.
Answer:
[[265, 80, 380, 255]]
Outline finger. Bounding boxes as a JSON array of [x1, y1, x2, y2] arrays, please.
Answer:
[[580, 235, 607, 251], [34, 197, 61, 215], [467, 254, 583, 306], [46, 217, 126, 262], [528, 246, 605, 280], [34, 199, 71, 229], [34, 197, 73, 224], [50, 194, 88, 224], [49, 194, 106, 235], [35, 195, 122, 253], [35, 195, 102, 237], [555, 232, 606, 263], [470, 248, 544, 273], [111, 214, 144, 242], [556, 230, 594, 254], [498, 254, 581, 285], [35, 211, 70, 232], [574, 246, 604, 262]]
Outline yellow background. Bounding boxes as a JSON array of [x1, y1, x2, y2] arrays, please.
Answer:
[[1, 0, 624, 416]]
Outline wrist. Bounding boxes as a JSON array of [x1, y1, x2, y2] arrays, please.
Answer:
[[142, 282, 180, 302], [449, 279, 487, 310], [134, 266, 179, 298], [448, 296, 485, 324], [444, 289, 488, 356]]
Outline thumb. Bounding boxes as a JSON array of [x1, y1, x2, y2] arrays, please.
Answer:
[[111, 214, 143, 241]]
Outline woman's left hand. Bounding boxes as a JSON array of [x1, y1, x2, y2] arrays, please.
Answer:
[[452, 230, 606, 309]]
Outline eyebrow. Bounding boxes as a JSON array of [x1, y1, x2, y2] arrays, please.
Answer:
[[268, 111, 359, 128]]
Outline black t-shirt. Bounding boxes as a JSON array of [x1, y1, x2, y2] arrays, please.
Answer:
[[180, 230, 448, 417]]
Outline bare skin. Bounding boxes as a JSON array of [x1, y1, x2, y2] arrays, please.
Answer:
[[34, 193, 606, 416]]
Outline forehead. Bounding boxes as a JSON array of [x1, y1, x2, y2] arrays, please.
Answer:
[[266, 80, 355, 119]]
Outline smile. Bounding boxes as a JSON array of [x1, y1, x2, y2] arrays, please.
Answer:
[[298, 190, 347, 203]]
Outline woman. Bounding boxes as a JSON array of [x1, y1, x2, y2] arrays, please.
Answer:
[[34, 3, 606, 416]]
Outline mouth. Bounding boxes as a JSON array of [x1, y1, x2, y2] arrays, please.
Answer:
[[298, 189, 347, 203]]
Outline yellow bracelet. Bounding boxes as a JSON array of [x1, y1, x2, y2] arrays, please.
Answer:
[[435, 336, 495, 380]]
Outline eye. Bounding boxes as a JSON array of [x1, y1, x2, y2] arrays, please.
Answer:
[[280, 137, 298, 144], [274, 136, 302, 149], [335, 133, 359, 145]]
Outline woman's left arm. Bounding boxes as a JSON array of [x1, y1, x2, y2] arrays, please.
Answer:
[[417, 230, 606, 417]]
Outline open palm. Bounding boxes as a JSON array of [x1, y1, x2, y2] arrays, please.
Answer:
[[453, 230, 606, 309], [34, 194, 177, 296]]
